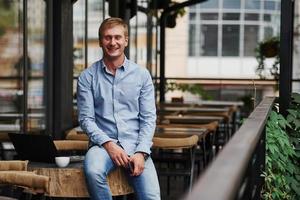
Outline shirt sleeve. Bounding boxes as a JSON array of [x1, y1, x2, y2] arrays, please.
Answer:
[[77, 71, 112, 146], [135, 70, 156, 155]]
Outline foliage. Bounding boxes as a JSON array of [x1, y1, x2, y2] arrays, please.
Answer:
[[149, 0, 186, 28], [255, 37, 280, 80], [0, 1, 15, 37], [286, 93, 300, 149], [263, 107, 300, 199], [166, 82, 212, 100]]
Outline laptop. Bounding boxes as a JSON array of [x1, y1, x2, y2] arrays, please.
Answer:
[[8, 133, 58, 163]]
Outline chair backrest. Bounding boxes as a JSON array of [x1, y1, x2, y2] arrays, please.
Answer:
[[152, 135, 198, 149], [0, 160, 28, 171], [0, 171, 50, 194], [65, 128, 88, 141], [53, 140, 88, 151], [0, 160, 50, 194]]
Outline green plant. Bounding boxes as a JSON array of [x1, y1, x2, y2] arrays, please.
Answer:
[[263, 109, 300, 199], [0, 1, 15, 37], [166, 82, 212, 100], [286, 93, 300, 150], [255, 37, 280, 80]]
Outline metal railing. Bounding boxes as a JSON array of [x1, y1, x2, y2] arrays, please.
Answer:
[[183, 96, 275, 200]]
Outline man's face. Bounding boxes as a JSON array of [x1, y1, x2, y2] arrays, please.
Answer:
[[100, 25, 128, 59]]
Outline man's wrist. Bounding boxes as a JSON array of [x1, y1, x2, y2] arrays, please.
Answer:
[[102, 141, 113, 149], [135, 152, 149, 161]]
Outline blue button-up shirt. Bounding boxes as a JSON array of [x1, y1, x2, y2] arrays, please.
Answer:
[[77, 58, 156, 155]]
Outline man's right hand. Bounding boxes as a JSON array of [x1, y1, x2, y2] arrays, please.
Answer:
[[102, 141, 130, 167]]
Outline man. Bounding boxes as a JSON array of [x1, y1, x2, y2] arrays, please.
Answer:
[[77, 17, 160, 200]]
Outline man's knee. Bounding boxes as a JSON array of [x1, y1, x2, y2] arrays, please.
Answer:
[[84, 164, 107, 183]]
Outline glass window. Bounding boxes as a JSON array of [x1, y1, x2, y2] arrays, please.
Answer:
[[89, 0, 103, 12], [200, 0, 219, 9], [264, 14, 271, 21], [88, 0, 104, 66], [0, 0, 23, 130], [189, 5, 197, 10], [244, 25, 259, 56], [222, 25, 240, 56], [200, 25, 218, 56], [73, 0, 86, 76], [245, 13, 259, 21], [189, 24, 196, 56], [223, 0, 241, 9], [27, 0, 46, 131], [245, 0, 260, 9], [189, 12, 196, 21], [264, 1, 276, 10], [264, 27, 274, 39], [200, 13, 218, 20], [276, 1, 281, 11], [222, 13, 240, 20]]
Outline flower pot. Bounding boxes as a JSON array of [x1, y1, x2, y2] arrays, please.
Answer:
[[260, 40, 279, 58]]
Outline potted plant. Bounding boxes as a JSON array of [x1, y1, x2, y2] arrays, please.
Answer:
[[255, 37, 280, 80]]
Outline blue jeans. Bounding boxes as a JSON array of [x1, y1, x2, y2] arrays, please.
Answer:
[[84, 145, 161, 200]]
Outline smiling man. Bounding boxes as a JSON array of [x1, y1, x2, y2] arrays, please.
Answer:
[[77, 18, 161, 200]]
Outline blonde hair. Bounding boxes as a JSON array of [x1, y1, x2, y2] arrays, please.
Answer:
[[98, 18, 128, 40]]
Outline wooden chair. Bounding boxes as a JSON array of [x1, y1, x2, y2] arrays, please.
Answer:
[[65, 128, 88, 141], [0, 160, 49, 199], [152, 135, 198, 195], [54, 140, 88, 151], [157, 121, 219, 167]]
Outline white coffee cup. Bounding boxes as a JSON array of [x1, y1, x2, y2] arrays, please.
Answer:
[[55, 156, 70, 168]]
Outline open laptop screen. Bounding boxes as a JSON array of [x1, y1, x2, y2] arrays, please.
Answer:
[[8, 133, 58, 163]]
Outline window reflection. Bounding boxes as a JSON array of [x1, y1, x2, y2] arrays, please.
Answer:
[[200, 25, 218, 56], [245, 13, 259, 21], [223, 0, 241, 9], [264, 1, 276, 10], [73, 0, 86, 76], [222, 25, 239, 56], [244, 25, 259, 56], [245, 0, 260, 10], [188, 24, 196, 56], [264, 14, 271, 21], [73, 0, 104, 78], [0, 0, 46, 132], [189, 12, 196, 21], [200, 0, 219, 9], [0, 0, 23, 132], [264, 27, 274, 39], [27, 0, 46, 131], [223, 13, 240, 20], [200, 13, 218, 20]]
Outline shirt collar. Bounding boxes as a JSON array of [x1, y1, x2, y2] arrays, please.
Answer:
[[101, 56, 129, 72]]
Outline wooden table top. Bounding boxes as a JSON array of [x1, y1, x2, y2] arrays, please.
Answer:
[[155, 127, 207, 140], [158, 106, 230, 113], [155, 126, 207, 136], [162, 115, 224, 124], [28, 162, 133, 197]]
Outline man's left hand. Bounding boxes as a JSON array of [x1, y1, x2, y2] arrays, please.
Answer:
[[129, 153, 145, 176]]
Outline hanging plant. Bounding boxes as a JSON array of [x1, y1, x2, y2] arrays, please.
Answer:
[[165, 5, 186, 28], [255, 37, 280, 80]]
